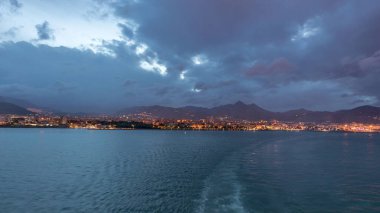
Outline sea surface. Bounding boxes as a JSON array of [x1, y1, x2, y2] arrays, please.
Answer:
[[0, 129, 380, 212]]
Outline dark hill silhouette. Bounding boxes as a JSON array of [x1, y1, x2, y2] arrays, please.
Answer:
[[121, 101, 380, 123], [210, 101, 273, 120], [0, 96, 35, 108], [0, 102, 32, 115]]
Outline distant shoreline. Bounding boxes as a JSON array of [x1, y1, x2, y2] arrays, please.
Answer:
[[1, 126, 379, 134]]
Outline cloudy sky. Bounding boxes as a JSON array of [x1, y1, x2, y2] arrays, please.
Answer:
[[1, 0, 380, 112]]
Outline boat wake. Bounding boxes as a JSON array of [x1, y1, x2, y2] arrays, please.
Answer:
[[194, 136, 286, 213], [195, 151, 247, 213]]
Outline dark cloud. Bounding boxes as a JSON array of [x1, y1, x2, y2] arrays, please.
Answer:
[[0, 0, 21, 18], [0, 42, 198, 112], [194, 80, 236, 91], [118, 23, 134, 38], [331, 49, 380, 78], [53, 81, 76, 93], [153, 86, 176, 96], [359, 50, 380, 72], [0, 27, 19, 39], [9, 0, 22, 9], [35, 21, 54, 40], [1, 0, 380, 112], [246, 58, 296, 77], [115, 0, 344, 53], [123, 79, 137, 87]]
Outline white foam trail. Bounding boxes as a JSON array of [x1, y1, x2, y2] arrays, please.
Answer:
[[195, 181, 210, 213], [226, 182, 247, 213], [194, 152, 247, 213]]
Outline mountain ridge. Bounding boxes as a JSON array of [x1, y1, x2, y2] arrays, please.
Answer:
[[0, 102, 33, 115], [120, 101, 380, 123]]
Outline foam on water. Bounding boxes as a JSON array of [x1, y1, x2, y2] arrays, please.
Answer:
[[195, 150, 247, 213]]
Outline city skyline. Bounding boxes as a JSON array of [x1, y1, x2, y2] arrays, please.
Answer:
[[1, 0, 380, 112], [1, 100, 380, 125]]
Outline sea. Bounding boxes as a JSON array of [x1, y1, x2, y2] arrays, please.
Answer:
[[0, 129, 379, 212]]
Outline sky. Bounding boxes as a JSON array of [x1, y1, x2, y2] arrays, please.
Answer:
[[1, 0, 380, 113]]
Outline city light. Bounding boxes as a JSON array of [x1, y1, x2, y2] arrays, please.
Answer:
[[1, 113, 379, 133]]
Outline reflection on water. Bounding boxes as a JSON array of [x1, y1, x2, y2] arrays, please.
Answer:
[[0, 129, 379, 212]]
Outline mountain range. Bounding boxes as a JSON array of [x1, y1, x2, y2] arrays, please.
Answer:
[[0, 102, 32, 115], [121, 101, 380, 124], [1, 98, 380, 124]]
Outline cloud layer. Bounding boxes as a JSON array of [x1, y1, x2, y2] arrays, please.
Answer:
[[0, 0, 380, 112], [35, 21, 54, 40]]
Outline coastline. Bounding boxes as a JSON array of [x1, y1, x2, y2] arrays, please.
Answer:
[[1, 126, 379, 133]]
